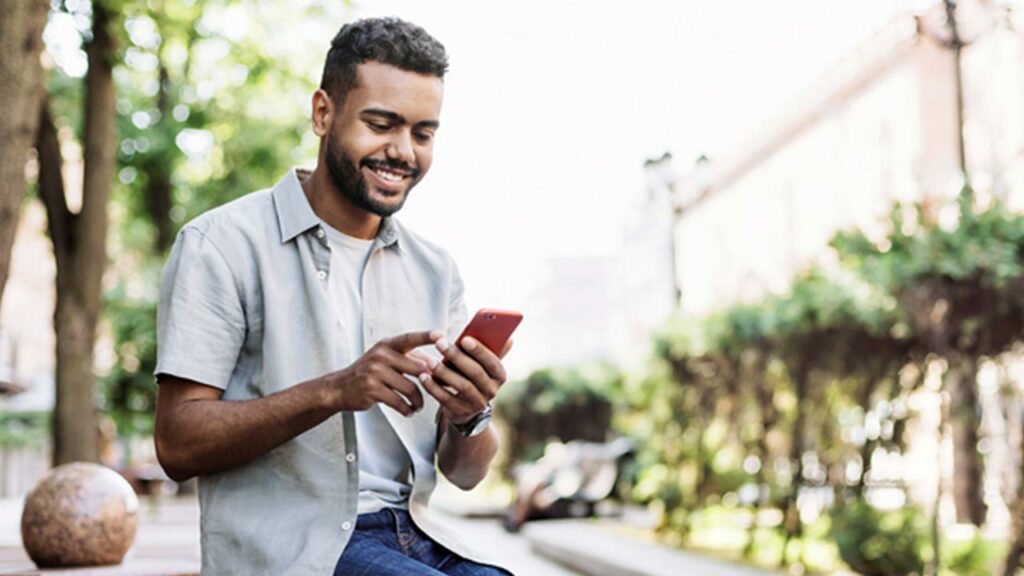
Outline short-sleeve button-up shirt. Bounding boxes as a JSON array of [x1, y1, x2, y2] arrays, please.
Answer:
[[156, 169, 477, 575]]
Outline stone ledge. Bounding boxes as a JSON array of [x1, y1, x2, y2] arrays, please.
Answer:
[[522, 518, 779, 576]]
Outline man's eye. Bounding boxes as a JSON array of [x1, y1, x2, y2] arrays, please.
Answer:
[[368, 122, 390, 132], [414, 132, 434, 143]]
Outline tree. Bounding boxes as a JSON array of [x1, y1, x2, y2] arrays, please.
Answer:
[[834, 198, 1024, 527], [37, 0, 119, 465], [0, 0, 49, 312]]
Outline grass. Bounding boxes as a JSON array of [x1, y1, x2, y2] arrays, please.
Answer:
[[634, 503, 1008, 576]]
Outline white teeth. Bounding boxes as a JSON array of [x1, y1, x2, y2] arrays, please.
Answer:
[[372, 167, 404, 182]]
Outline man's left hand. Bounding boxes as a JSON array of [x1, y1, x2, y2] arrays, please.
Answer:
[[415, 330, 512, 426]]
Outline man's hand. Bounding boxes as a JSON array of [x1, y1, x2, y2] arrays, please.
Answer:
[[415, 331, 513, 424], [415, 331, 512, 489], [325, 331, 436, 416], [155, 330, 437, 481]]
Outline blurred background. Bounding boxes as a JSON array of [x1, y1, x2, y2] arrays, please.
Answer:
[[4, 0, 1024, 574]]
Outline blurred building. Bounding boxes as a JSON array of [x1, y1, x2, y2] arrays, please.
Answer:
[[0, 203, 56, 413], [662, 1, 1024, 530], [610, 153, 680, 369], [671, 5, 1024, 315]]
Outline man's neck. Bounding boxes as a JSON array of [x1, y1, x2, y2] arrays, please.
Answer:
[[300, 166, 382, 240]]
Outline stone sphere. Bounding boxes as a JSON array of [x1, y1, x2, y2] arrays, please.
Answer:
[[20, 462, 139, 568]]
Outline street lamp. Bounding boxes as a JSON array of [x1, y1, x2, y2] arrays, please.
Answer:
[[642, 152, 714, 308], [915, 0, 1013, 197]]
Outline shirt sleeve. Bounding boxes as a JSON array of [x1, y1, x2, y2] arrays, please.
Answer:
[[154, 227, 246, 390]]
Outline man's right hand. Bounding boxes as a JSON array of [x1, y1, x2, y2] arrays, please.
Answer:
[[324, 331, 436, 416], [155, 330, 437, 481]]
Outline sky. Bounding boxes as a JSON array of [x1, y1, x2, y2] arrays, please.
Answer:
[[29, 0, 929, 380], [348, 0, 917, 373]]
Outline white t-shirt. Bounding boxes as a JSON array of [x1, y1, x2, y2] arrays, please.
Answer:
[[322, 222, 413, 513]]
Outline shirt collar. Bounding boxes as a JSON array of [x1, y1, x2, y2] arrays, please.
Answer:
[[271, 167, 401, 250]]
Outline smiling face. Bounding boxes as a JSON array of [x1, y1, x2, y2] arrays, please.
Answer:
[[323, 61, 444, 217]]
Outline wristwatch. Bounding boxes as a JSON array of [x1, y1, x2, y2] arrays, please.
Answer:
[[449, 405, 493, 438]]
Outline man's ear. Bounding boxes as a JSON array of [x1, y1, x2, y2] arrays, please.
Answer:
[[311, 89, 333, 137]]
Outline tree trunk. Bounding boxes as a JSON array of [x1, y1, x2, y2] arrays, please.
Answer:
[[0, 0, 48, 310], [745, 352, 774, 559], [854, 372, 882, 498], [781, 361, 808, 567], [1001, 401, 1024, 576], [37, 1, 118, 466], [144, 63, 174, 252], [1002, 488, 1024, 575], [947, 355, 986, 526]]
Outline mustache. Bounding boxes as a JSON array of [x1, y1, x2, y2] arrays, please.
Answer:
[[362, 158, 419, 178]]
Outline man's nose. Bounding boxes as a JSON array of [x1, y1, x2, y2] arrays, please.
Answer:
[[386, 131, 415, 165]]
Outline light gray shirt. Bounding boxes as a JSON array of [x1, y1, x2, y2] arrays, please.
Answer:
[[155, 169, 478, 575], [320, 223, 413, 513]]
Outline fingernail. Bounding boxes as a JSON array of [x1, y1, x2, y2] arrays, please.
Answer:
[[418, 373, 430, 383], [462, 337, 477, 351], [443, 385, 459, 396], [436, 337, 451, 352], [429, 330, 445, 341]]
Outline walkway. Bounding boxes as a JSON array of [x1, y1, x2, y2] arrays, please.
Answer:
[[1, 492, 780, 575]]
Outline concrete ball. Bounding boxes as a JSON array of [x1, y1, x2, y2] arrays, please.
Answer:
[[20, 462, 139, 568]]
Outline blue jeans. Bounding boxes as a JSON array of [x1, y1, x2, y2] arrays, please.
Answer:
[[334, 508, 512, 576]]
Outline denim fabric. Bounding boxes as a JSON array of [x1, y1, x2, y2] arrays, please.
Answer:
[[334, 509, 512, 576]]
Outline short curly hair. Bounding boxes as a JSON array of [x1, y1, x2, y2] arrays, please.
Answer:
[[320, 17, 449, 105]]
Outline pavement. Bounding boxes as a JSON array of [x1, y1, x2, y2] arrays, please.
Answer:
[[0, 495, 200, 575], [0, 484, 778, 576]]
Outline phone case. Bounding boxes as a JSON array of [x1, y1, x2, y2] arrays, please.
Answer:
[[456, 309, 523, 354]]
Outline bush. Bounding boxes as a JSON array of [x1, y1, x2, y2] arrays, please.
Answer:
[[944, 534, 996, 576], [494, 366, 617, 477], [0, 411, 50, 448], [830, 500, 926, 576]]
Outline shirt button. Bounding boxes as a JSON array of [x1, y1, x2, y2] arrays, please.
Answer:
[[316, 229, 325, 239], [316, 270, 327, 280], [345, 453, 356, 463], [342, 521, 353, 531]]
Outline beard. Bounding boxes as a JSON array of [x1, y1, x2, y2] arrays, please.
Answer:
[[325, 133, 420, 217]]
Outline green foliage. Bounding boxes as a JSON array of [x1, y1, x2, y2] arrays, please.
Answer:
[[830, 500, 927, 576], [494, 366, 618, 475], [38, 0, 351, 443], [943, 534, 999, 576], [622, 193, 1024, 572], [832, 200, 1024, 357], [100, 266, 160, 440], [833, 200, 1024, 289], [0, 411, 50, 448]]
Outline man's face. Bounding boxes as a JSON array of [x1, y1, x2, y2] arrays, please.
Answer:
[[325, 61, 444, 217]]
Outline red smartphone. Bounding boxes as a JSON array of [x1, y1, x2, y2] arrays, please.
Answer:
[[455, 308, 523, 355]]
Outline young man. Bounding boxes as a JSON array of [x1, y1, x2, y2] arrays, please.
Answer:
[[154, 18, 511, 575]]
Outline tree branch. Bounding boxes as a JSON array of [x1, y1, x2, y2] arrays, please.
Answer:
[[35, 98, 72, 263]]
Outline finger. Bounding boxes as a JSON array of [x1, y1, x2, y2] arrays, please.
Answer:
[[436, 336, 490, 385], [408, 353, 457, 395], [407, 351, 437, 370], [379, 346, 431, 377], [384, 330, 438, 353], [380, 370, 424, 412], [375, 388, 415, 416], [431, 357, 491, 409], [459, 336, 508, 384], [418, 372, 472, 413]]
